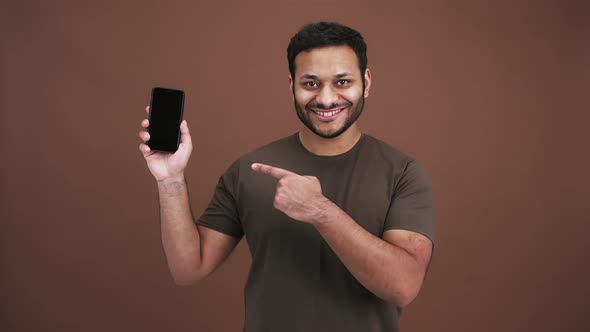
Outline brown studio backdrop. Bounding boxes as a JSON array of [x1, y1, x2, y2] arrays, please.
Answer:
[[1, 0, 588, 331]]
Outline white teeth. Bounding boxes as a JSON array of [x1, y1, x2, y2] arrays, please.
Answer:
[[316, 109, 342, 117]]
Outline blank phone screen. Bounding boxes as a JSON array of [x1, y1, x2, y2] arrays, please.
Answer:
[[148, 87, 184, 152]]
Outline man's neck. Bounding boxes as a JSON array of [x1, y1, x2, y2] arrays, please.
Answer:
[[298, 125, 362, 156]]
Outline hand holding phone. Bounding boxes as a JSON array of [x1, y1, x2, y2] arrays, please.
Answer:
[[139, 87, 193, 182]]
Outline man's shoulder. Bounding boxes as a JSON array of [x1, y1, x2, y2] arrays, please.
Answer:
[[361, 133, 415, 166], [222, 134, 299, 175], [240, 133, 298, 161], [362, 134, 432, 199]]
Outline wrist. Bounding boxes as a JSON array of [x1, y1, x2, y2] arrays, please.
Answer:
[[157, 175, 187, 197], [309, 196, 337, 226], [157, 174, 186, 185]]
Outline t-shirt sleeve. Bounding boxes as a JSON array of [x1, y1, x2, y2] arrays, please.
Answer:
[[195, 160, 244, 238], [383, 159, 435, 243]]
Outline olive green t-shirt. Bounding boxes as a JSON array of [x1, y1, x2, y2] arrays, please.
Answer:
[[196, 133, 435, 332]]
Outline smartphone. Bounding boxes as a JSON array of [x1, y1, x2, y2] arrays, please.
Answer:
[[147, 87, 185, 153]]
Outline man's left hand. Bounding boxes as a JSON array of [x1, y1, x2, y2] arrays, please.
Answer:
[[251, 163, 330, 224]]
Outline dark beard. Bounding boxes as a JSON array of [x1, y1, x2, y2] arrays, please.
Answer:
[[294, 91, 365, 139]]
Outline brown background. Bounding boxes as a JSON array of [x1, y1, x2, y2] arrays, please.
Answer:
[[1, 0, 589, 331]]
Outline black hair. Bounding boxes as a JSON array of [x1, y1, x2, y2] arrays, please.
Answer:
[[287, 22, 368, 80]]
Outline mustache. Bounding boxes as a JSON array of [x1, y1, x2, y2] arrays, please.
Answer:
[[306, 101, 352, 110]]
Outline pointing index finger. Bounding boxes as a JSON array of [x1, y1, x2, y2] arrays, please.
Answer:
[[252, 163, 296, 179]]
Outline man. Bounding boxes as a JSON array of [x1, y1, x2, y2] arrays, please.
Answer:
[[138, 22, 434, 332]]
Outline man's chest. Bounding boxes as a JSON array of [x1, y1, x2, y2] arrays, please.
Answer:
[[237, 161, 395, 243]]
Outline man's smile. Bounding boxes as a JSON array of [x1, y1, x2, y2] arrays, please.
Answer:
[[309, 106, 347, 122]]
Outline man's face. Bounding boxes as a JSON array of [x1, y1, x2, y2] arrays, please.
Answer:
[[290, 45, 371, 139]]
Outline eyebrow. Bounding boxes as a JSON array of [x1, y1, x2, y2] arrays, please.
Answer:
[[300, 74, 318, 80], [299, 72, 354, 80]]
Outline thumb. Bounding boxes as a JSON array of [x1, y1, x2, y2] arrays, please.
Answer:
[[173, 120, 192, 157], [178, 120, 193, 151]]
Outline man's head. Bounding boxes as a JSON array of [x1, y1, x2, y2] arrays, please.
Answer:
[[287, 22, 371, 139]]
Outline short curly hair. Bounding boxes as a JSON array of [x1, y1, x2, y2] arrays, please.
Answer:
[[287, 22, 368, 79]]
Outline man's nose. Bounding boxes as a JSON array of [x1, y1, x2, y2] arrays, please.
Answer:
[[316, 86, 339, 108]]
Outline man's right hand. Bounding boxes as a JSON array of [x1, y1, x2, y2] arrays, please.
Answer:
[[138, 106, 193, 182]]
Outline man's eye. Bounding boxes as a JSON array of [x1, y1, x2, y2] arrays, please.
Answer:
[[304, 82, 319, 88], [337, 80, 349, 85]]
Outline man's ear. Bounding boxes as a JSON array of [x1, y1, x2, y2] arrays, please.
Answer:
[[288, 75, 294, 101], [364, 68, 372, 98]]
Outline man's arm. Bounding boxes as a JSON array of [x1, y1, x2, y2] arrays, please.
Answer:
[[157, 176, 241, 285], [139, 106, 240, 286], [312, 201, 432, 307]]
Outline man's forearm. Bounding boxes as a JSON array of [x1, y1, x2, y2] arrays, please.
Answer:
[[158, 176, 202, 285], [312, 200, 425, 307]]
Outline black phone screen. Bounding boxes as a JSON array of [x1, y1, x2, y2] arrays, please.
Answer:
[[148, 87, 185, 152]]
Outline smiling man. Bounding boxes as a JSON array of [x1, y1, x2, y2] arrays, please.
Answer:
[[139, 22, 434, 332]]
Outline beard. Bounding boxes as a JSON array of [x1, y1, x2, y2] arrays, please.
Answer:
[[293, 87, 365, 139]]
